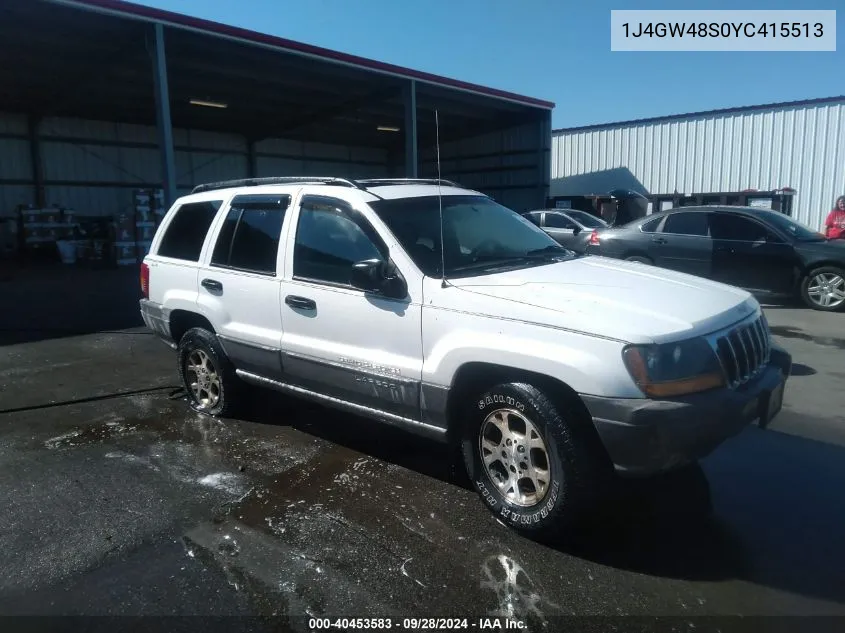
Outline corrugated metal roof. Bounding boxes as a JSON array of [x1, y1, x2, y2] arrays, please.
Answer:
[[51, 0, 554, 110], [551, 99, 845, 231], [553, 95, 845, 133]]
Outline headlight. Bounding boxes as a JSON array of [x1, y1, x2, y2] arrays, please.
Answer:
[[622, 337, 725, 398]]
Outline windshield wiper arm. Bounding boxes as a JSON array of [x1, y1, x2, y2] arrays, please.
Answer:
[[526, 245, 571, 257]]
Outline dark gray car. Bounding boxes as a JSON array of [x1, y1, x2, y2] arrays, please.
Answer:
[[584, 205, 845, 311], [522, 209, 608, 253]]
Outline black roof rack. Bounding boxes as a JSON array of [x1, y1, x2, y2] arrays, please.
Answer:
[[190, 176, 465, 195], [356, 178, 461, 188], [191, 176, 363, 194]]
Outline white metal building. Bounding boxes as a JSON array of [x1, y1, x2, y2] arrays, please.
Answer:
[[551, 96, 845, 231]]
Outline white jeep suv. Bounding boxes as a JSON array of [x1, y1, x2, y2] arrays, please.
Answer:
[[140, 177, 791, 535]]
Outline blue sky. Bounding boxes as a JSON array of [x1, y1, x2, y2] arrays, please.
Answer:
[[137, 0, 843, 129]]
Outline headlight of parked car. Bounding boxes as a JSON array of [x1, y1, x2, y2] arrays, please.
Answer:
[[622, 337, 725, 398]]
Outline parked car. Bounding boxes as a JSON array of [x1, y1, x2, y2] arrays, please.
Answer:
[[585, 205, 845, 312], [521, 208, 608, 253], [140, 177, 791, 536]]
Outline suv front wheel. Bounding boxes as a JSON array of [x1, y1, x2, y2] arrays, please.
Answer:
[[177, 327, 240, 417], [461, 382, 605, 537]]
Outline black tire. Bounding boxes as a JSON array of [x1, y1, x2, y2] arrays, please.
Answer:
[[800, 266, 845, 312], [625, 255, 652, 265], [177, 327, 241, 417], [461, 382, 608, 537]]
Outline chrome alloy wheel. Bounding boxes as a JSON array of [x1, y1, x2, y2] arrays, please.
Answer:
[[807, 272, 845, 309], [186, 349, 221, 409], [479, 408, 552, 507]]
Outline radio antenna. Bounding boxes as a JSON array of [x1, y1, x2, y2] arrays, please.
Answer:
[[435, 109, 447, 288]]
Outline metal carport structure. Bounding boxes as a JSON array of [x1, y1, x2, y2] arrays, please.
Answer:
[[0, 0, 553, 219]]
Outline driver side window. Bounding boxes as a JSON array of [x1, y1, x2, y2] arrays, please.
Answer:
[[293, 196, 384, 286], [544, 213, 577, 230]]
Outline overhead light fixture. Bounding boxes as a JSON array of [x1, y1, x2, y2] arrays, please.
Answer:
[[377, 125, 400, 132], [190, 99, 228, 109]]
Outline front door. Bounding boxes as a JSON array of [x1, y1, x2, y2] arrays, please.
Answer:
[[196, 193, 291, 379], [279, 194, 423, 421], [709, 213, 796, 294], [650, 211, 713, 278], [542, 212, 581, 248]]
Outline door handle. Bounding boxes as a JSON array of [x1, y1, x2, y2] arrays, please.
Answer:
[[285, 295, 316, 310], [201, 278, 223, 292], [652, 237, 668, 245], [715, 246, 735, 253]]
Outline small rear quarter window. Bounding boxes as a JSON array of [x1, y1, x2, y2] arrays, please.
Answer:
[[156, 200, 222, 261]]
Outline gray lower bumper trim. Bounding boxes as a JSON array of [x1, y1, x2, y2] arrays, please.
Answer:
[[235, 369, 447, 442]]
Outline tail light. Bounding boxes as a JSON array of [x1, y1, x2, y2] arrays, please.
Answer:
[[140, 262, 150, 299], [588, 230, 601, 246]]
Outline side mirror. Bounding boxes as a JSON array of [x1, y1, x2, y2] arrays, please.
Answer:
[[572, 225, 582, 236], [351, 258, 407, 299]]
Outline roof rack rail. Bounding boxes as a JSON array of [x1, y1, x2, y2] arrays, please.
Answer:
[[191, 176, 363, 194], [356, 178, 461, 188]]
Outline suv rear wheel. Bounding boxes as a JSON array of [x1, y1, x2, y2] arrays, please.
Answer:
[[461, 382, 605, 537], [177, 327, 240, 417]]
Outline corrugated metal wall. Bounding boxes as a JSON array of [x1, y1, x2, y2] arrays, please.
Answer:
[[0, 113, 34, 213], [420, 114, 551, 212], [0, 110, 550, 219], [551, 99, 845, 230], [0, 112, 390, 219]]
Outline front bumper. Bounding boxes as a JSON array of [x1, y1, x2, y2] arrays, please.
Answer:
[[139, 299, 175, 347], [583, 344, 792, 476]]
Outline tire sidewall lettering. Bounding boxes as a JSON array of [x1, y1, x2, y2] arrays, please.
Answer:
[[473, 390, 563, 528], [478, 393, 525, 413], [476, 480, 499, 509]]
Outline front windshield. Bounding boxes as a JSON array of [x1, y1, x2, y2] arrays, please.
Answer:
[[757, 210, 826, 241], [566, 210, 607, 228], [370, 195, 572, 278]]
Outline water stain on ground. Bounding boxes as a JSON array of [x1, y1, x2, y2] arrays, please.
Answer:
[[769, 325, 845, 350], [19, 385, 845, 621]]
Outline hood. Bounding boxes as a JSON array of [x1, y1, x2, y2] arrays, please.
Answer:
[[796, 238, 845, 255], [444, 256, 758, 344]]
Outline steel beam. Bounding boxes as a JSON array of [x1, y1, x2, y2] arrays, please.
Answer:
[[27, 115, 45, 207], [151, 23, 176, 208], [404, 80, 418, 177]]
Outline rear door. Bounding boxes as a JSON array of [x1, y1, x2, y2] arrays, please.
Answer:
[[650, 211, 713, 277], [196, 193, 290, 379], [709, 212, 797, 293]]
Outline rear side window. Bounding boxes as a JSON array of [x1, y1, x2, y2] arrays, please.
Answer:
[[211, 194, 290, 275], [640, 216, 663, 233], [523, 212, 542, 226], [662, 212, 710, 237], [157, 200, 222, 261]]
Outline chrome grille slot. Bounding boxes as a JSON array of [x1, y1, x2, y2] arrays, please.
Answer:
[[713, 314, 770, 388]]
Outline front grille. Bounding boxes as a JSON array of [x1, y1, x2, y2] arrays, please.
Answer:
[[714, 315, 770, 388]]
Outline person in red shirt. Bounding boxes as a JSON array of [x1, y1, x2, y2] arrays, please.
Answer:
[[824, 195, 845, 240]]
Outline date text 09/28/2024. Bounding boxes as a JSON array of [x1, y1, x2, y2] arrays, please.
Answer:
[[308, 617, 526, 630]]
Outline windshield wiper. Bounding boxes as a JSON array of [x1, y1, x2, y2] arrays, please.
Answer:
[[526, 245, 572, 258]]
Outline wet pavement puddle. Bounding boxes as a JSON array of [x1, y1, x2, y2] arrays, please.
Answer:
[[9, 388, 845, 623]]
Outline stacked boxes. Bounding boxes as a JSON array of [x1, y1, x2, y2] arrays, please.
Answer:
[[113, 209, 137, 266], [19, 205, 81, 262], [132, 188, 165, 263]]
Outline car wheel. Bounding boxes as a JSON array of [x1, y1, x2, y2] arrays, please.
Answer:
[[462, 382, 607, 537], [625, 255, 652, 265], [177, 327, 240, 417], [800, 266, 845, 312]]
